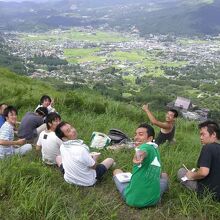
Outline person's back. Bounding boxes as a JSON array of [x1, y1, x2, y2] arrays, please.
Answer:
[[36, 112, 62, 165], [197, 143, 220, 201], [18, 112, 43, 140], [55, 122, 114, 187], [124, 143, 161, 207], [37, 130, 62, 165], [18, 107, 48, 141], [61, 139, 97, 186]]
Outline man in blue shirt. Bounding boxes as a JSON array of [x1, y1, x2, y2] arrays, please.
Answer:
[[0, 103, 7, 128]]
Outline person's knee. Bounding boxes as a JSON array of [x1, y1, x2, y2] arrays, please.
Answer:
[[101, 157, 114, 169], [161, 172, 169, 180], [177, 168, 187, 180], [23, 144, 32, 152], [105, 157, 114, 166], [113, 169, 123, 176]]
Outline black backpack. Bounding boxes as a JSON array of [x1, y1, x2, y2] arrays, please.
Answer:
[[108, 129, 131, 145]]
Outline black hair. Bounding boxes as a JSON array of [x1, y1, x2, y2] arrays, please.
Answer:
[[45, 112, 61, 130], [55, 121, 68, 140], [35, 107, 48, 117], [169, 109, 178, 118], [199, 120, 220, 140], [40, 95, 52, 105], [138, 123, 155, 139], [3, 106, 18, 118]]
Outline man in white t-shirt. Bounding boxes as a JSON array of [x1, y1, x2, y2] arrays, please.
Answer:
[[36, 112, 62, 165], [55, 122, 114, 186]]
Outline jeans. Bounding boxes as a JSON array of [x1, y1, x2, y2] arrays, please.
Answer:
[[0, 144, 32, 159]]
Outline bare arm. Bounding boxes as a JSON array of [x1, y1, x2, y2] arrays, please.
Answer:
[[36, 145, 41, 151], [0, 138, 26, 147], [142, 104, 172, 130], [133, 150, 147, 165], [186, 167, 209, 180]]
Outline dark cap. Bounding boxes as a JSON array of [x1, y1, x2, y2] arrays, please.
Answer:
[[36, 107, 48, 117]]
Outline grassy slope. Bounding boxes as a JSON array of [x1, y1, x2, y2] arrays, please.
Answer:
[[0, 68, 220, 219]]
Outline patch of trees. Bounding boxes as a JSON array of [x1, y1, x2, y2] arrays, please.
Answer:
[[0, 42, 26, 74], [31, 55, 68, 66]]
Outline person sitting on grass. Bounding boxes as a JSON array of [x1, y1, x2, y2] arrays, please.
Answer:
[[113, 123, 168, 208], [0, 106, 32, 159], [177, 120, 220, 202], [55, 122, 115, 187], [18, 107, 48, 144], [142, 104, 178, 146], [36, 112, 62, 165], [35, 95, 56, 114], [0, 103, 8, 128]]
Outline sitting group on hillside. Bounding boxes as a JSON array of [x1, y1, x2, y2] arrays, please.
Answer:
[[0, 95, 220, 208]]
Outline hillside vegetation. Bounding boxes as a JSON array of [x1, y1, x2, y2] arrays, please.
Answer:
[[0, 68, 220, 219]]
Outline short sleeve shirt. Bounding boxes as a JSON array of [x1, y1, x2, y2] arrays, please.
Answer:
[[124, 143, 161, 207], [0, 121, 14, 144], [197, 143, 220, 201]]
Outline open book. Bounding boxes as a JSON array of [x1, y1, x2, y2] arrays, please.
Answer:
[[115, 172, 132, 183]]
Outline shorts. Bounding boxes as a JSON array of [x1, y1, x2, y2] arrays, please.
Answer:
[[95, 164, 107, 180]]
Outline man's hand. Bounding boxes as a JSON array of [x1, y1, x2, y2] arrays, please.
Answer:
[[15, 138, 26, 146], [142, 104, 149, 112], [51, 98, 54, 107], [133, 150, 146, 165], [90, 152, 101, 161], [186, 171, 195, 180]]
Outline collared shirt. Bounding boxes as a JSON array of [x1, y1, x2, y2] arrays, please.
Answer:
[[0, 121, 15, 158]]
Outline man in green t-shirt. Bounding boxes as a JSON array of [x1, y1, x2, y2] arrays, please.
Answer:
[[113, 123, 168, 208]]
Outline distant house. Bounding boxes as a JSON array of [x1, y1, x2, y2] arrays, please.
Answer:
[[174, 97, 192, 110]]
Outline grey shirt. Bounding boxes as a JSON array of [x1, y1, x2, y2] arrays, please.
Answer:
[[18, 112, 43, 140]]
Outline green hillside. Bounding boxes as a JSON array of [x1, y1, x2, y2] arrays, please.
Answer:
[[1, 68, 220, 219]]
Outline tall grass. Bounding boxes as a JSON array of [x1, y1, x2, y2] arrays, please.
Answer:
[[1, 68, 220, 219]]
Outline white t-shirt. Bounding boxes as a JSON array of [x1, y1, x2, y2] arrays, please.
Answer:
[[61, 139, 96, 186], [37, 130, 62, 164]]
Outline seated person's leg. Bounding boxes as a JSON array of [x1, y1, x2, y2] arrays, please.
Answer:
[[14, 144, 32, 156], [177, 168, 198, 191], [101, 158, 114, 169], [160, 172, 169, 197], [0, 147, 14, 159], [56, 155, 64, 174], [95, 158, 114, 180], [113, 169, 129, 199]]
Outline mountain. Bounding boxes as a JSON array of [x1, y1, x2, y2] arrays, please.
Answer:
[[0, 0, 220, 35]]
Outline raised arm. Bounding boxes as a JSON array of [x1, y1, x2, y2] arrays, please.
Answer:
[[142, 104, 172, 130]]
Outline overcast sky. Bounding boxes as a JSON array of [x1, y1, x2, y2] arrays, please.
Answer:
[[3, 0, 66, 1]]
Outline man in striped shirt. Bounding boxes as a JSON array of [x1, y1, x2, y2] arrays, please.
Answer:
[[0, 106, 32, 159]]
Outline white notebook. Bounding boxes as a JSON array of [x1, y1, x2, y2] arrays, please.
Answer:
[[115, 172, 132, 183]]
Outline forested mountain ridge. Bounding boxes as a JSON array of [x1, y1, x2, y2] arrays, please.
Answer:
[[0, 0, 220, 35]]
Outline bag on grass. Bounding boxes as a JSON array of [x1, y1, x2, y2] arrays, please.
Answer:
[[90, 132, 111, 149], [108, 128, 131, 145]]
